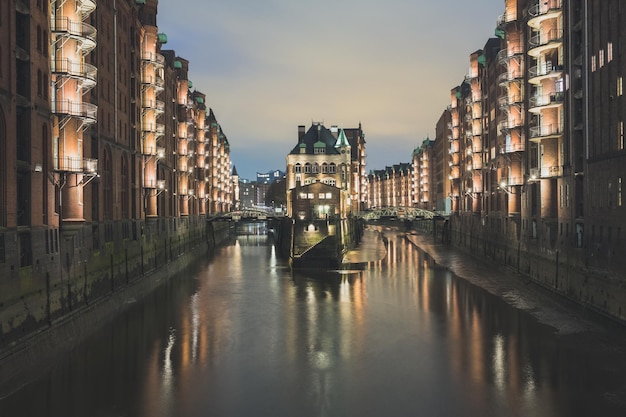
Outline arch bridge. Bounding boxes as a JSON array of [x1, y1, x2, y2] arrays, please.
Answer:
[[211, 208, 284, 222], [357, 206, 443, 221]]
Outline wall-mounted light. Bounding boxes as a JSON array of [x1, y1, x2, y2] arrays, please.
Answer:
[[34, 164, 43, 173]]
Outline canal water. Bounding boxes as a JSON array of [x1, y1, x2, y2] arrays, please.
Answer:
[[2, 224, 626, 417]]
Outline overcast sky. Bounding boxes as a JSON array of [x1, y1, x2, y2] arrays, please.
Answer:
[[157, 0, 505, 180]]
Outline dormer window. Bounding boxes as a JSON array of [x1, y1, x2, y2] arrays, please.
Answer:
[[314, 147, 325, 154]]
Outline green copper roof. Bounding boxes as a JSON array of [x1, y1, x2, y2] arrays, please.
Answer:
[[478, 54, 486, 66], [334, 128, 350, 147], [174, 60, 182, 69], [157, 33, 168, 44], [188, 80, 193, 89], [495, 28, 505, 39], [313, 140, 326, 148]]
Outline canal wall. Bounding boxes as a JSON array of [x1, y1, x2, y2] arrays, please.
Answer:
[[442, 214, 626, 325], [0, 217, 229, 385], [272, 216, 364, 266]]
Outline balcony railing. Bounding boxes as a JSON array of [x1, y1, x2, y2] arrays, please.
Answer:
[[499, 142, 525, 153], [528, 63, 563, 80], [54, 156, 98, 173], [51, 59, 97, 88], [52, 100, 97, 122], [530, 165, 562, 178], [529, 123, 563, 139], [496, 46, 524, 66], [141, 52, 165, 67], [77, 0, 97, 18], [529, 92, 564, 111], [528, 0, 562, 18], [51, 17, 97, 51], [142, 99, 165, 113], [141, 74, 165, 89], [529, 29, 563, 50]]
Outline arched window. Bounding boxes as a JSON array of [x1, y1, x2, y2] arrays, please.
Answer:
[[43, 73, 48, 99], [312, 163, 319, 173], [294, 163, 301, 173], [329, 163, 336, 173], [304, 163, 311, 173], [322, 163, 328, 173]]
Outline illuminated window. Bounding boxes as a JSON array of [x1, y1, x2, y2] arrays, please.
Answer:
[[619, 178, 623, 207], [620, 121, 624, 150], [599, 49, 605, 68], [308, 193, 314, 199], [591, 55, 596, 72], [608, 42, 613, 62], [319, 193, 326, 199], [618, 77, 623, 97]]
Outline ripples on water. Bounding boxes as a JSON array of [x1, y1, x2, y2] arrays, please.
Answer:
[[1, 225, 626, 417]]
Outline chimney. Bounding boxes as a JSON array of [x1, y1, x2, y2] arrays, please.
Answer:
[[330, 125, 338, 139], [298, 125, 305, 143]]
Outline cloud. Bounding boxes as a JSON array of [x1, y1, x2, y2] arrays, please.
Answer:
[[157, 0, 504, 179]]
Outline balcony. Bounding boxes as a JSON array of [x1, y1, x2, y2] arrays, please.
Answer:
[[145, 179, 166, 190], [77, 0, 97, 18], [529, 123, 563, 141], [528, 0, 563, 29], [497, 70, 524, 87], [141, 74, 165, 91], [141, 52, 165, 67], [142, 99, 165, 114], [497, 94, 523, 111], [528, 30, 563, 57], [51, 17, 97, 52], [529, 92, 563, 113], [496, 46, 524, 66], [52, 100, 97, 123], [54, 156, 98, 173], [528, 63, 563, 85], [530, 165, 562, 179], [51, 58, 97, 91], [499, 142, 525, 153]]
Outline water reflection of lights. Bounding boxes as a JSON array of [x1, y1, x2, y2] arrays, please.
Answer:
[[492, 334, 505, 391], [163, 328, 176, 383], [190, 292, 200, 363]]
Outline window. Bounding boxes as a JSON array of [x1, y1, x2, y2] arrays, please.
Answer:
[[304, 163, 311, 173], [608, 42, 613, 62], [619, 178, 623, 207], [619, 121, 624, 150], [329, 163, 336, 173], [294, 163, 301, 173], [599, 49, 605, 68], [319, 193, 326, 199], [591, 55, 596, 72], [312, 163, 319, 173], [618, 77, 623, 97], [322, 163, 328, 173]]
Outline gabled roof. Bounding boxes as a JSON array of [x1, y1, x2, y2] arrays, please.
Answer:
[[289, 123, 341, 155]]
